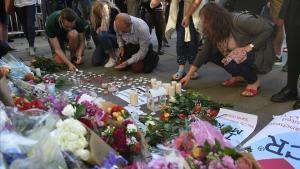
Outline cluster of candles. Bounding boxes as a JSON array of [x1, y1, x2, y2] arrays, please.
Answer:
[[150, 78, 182, 97]]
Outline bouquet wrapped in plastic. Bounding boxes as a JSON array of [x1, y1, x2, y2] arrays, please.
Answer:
[[0, 54, 34, 80]]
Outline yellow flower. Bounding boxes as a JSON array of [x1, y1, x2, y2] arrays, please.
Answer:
[[117, 116, 124, 122], [192, 146, 201, 158]]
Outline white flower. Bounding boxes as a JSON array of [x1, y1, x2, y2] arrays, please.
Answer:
[[77, 93, 105, 105], [75, 149, 90, 161], [126, 136, 138, 145], [145, 120, 155, 127], [61, 104, 76, 117], [51, 118, 90, 161], [127, 124, 137, 133]]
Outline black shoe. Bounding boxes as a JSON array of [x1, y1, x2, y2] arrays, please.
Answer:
[[157, 50, 164, 55], [293, 100, 300, 110], [282, 64, 288, 72], [8, 38, 14, 43], [271, 87, 298, 102]]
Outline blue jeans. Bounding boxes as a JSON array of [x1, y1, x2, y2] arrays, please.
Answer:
[[176, 1, 199, 65], [210, 51, 258, 84], [92, 32, 118, 66]]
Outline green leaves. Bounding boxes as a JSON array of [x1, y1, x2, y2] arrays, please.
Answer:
[[74, 104, 86, 119]]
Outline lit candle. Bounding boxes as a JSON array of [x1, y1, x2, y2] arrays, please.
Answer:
[[171, 81, 177, 88], [163, 83, 171, 95], [150, 78, 157, 88], [36, 68, 41, 77], [129, 90, 138, 106], [156, 81, 162, 87], [176, 83, 182, 95], [47, 83, 56, 95], [168, 86, 175, 97]]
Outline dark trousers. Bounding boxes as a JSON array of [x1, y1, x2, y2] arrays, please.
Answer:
[[143, 9, 164, 51], [176, 1, 199, 65], [211, 51, 258, 84], [122, 43, 158, 73], [92, 32, 118, 66], [285, 0, 300, 90], [15, 5, 36, 47]]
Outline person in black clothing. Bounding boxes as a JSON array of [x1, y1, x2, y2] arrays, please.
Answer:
[[141, 0, 165, 55], [90, 0, 120, 67], [222, 0, 267, 15], [271, 0, 300, 109]]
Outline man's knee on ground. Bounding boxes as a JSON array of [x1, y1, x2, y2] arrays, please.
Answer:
[[67, 30, 79, 40], [131, 62, 144, 73]]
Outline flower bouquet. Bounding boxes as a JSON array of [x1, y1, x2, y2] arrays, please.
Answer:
[[141, 91, 232, 146], [172, 120, 260, 169]]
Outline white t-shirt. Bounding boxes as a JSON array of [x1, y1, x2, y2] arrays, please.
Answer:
[[14, 0, 37, 8]]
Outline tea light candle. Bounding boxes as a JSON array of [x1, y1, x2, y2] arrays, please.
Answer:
[[129, 90, 138, 106], [168, 86, 175, 97], [176, 83, 182, 95]]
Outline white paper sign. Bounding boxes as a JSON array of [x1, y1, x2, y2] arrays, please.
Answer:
[[243, 110, 300, 169], [216, 108, 258, 146], [114, 87, 148, 106]]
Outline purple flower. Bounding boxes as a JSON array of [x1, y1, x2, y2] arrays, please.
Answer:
[[222, 155, 237, 169], [191, 121, 230, 148], [93, 151, 127, 169]]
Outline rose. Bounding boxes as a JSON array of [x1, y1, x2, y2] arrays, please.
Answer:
[[160, 112, 170, 121], [178, 113, 186, 120], [207, 109, 219, 118], [62, 104, 76, 117], [133, 142, 141, 153]]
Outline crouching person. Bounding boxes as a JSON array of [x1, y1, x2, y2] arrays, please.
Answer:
[[114, 13, 159, 73], [45, 8, 86, 71]]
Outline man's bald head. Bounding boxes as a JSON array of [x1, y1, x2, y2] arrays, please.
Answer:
[[115, 13, 132, 33]]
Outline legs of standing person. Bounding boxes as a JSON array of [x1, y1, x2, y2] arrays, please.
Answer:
[[173, 1, 186, 80], [270, 0, 284, 63], [0, 0, 8, 43], [153, 10, 164, 54], [271, 0, 300, 106], [127, 0, 140, 17], [186, 17, 199, 80], [15, 5, 36, 56]]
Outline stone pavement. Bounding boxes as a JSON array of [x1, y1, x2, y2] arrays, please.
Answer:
[[8, 33, 299, 144]]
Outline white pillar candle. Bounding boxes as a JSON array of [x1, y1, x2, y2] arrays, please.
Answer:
[[163, 83, 171, 95], [36, 68, 41, 77], [129, 90, 138, 106], [171, 81, 177, 88], [156, 81, 162, 87], [151, 78, 157, 88], [176, 83, 182, 94], [168, 86, 175, 97], [47, 83, 56, 95]]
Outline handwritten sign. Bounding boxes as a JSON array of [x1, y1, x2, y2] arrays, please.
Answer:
[[243, 110, 300, 169], [216, 108, 258, 146]]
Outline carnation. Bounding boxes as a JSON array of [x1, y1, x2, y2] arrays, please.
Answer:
[[222, 155, 237, 169]]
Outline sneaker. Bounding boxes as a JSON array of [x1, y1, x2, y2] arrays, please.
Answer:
[[29, 47, 35, 56], [86, 40, 93, 49], [104, 57, 116, 68], [274, 56, 283, 66]]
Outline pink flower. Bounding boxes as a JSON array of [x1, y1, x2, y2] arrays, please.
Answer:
[[191, 121, 230, 148], [208, 160, 225, 169], [222, 155, 237, 169]]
